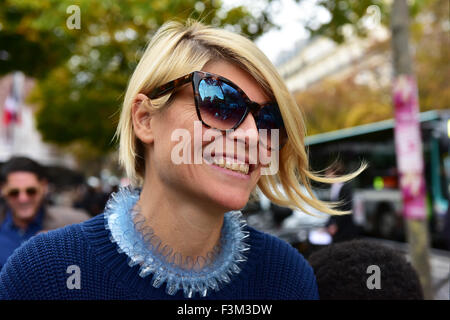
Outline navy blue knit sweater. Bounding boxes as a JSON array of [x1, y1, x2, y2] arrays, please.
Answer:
[[0, 213, 319, 300]]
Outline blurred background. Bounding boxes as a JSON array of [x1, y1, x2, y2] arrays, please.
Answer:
[[0, 0, 448, 299]]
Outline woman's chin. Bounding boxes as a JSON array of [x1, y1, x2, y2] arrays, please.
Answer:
[[210, 193, 250, 212]]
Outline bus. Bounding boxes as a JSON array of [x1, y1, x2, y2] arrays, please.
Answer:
[[305, 109, 450, 249]]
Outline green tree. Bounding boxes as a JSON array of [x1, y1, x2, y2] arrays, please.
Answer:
[[414, 0, 449, 112], [295, 76, 393, 136], [304, 0, 428, 43], [294, 0, 448, 135]]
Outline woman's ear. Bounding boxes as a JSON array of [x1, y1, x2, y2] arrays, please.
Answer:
[[132, 93, 154, 144]]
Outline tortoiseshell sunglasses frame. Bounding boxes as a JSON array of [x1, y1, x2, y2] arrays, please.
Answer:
[[147, 71, 285, 134]]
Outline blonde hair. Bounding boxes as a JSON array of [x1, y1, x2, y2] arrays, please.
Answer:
[[116, 19, 365, 216]]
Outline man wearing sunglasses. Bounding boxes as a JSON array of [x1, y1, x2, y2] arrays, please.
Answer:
[[0, 156, 89, 269]]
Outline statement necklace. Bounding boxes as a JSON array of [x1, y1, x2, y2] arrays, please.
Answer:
[[104, 186, 250, 298]]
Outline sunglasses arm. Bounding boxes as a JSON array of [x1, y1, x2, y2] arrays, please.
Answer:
[[147, 74, 194, 99]]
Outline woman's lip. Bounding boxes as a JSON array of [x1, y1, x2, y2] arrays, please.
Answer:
[[207, 162, 251, 180]]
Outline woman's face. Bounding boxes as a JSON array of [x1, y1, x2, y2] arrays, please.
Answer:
[[145, 60, 268, 212]]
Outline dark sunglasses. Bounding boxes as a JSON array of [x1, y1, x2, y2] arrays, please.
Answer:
[[5, 187, 38, 199], [147, 71, 288, 149]]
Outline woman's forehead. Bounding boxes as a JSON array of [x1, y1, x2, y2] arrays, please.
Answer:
[[201, 61, 270, 104]]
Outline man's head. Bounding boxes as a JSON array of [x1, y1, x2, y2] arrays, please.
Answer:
[[0, 157, 48, 223], [308, 239, 424, 300]]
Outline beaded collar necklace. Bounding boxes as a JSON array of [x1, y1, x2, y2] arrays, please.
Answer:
[[104, 186, 250, 298]]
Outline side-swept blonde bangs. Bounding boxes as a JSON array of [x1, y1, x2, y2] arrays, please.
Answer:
[[116, 19, 365, 216]]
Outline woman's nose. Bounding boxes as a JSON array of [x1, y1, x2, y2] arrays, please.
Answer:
[[222, 112, 260, 165], [227, 112, 259, 147]]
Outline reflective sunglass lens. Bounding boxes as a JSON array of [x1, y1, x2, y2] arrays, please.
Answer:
[[198, 78, 247, 130]]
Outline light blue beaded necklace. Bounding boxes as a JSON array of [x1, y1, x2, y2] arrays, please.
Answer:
[[104, 186, 250, 298]]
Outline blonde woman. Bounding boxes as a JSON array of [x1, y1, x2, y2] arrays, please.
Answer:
[[0, 20, 362, 300]]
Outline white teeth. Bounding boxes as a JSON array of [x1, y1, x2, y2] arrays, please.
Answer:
[[212, 158, 249, 175], [239, 163, 249, 174]]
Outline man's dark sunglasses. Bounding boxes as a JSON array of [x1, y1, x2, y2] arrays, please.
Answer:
[[6, 187, 38, 199], [147, 71, 288, 149]]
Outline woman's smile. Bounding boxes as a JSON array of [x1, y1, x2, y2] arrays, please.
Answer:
[[202, 150, 259, 180]]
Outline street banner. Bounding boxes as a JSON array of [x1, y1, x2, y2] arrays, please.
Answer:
[[393, 75, 427, 220]]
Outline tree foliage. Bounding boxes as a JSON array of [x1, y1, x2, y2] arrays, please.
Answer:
[[414, 0, 450, 112], [296, 77, 393, 136], [304, 0, 429, 43], [296, 0, 448, 135]]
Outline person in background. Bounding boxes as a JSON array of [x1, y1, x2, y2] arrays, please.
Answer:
[[74, 184, 109, 217], [0, 156, 90, 269], [308, 239, 424, 300]]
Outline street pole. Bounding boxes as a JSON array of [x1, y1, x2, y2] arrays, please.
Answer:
[[391, 0, 433, 299]]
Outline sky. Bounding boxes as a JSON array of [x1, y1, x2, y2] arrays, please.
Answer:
[[223, 0, 331, 63]]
